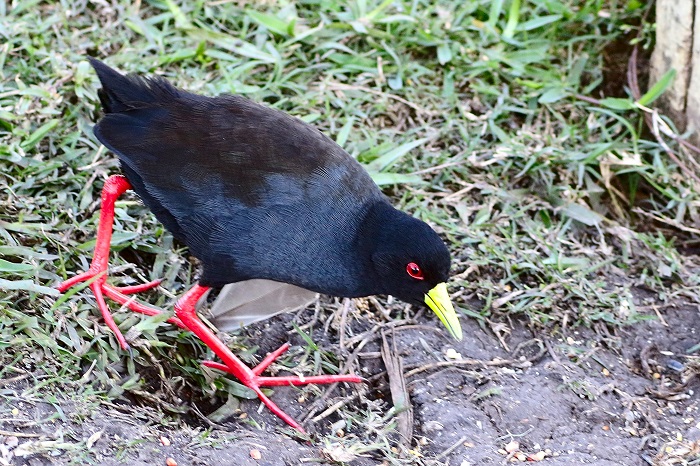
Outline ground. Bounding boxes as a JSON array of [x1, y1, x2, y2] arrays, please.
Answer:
[[2, 293, 699, 465], [2, 1, 700, 466]]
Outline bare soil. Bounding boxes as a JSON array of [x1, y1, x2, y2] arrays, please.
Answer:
[[1, 292, 698, 466]]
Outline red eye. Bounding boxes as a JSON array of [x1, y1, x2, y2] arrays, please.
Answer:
[[406, 262, 424, 280]]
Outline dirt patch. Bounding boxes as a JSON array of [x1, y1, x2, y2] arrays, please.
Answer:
[[1, 295, 698, 465], [0, 396, 321, 466], [407, 301, 699, 465]]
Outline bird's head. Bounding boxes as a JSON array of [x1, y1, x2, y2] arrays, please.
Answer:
[[362, 202, 462, 340]]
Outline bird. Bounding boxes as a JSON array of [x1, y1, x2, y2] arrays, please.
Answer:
[[57, 57, 462, 432]]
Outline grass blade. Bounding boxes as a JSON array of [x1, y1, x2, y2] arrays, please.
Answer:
[[637, 68, 676, 107], [502, 0, 522, 39], [366, 137, 430, 172]]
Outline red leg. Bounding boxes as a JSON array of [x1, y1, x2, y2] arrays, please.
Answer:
[[60, 175, 363, 431], [176, 285, 364, 432], [57, 175, 181, 349]]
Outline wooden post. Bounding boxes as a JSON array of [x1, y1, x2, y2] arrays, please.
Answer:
[[651, 0, 695, 131]]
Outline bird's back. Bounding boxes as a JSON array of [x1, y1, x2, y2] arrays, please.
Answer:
[[89, 59, 384, 291]]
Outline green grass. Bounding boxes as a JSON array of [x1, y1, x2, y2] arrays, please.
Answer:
[[1, 0, 699, 463]]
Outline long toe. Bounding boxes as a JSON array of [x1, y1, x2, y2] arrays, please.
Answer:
[[252, 342, 291, 376], [56, 269, 107, 292], [255, 374, 364, 387], [114, 279, 162, 294]]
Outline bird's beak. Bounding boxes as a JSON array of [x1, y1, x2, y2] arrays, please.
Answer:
[[424, 282, 463, 340]]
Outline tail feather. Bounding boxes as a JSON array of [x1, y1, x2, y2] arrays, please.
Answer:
[[209, 280, 318, 331], [88, 57, 179, 113]]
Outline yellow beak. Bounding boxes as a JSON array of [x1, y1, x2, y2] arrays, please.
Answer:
[[424, 282, 462, 340]]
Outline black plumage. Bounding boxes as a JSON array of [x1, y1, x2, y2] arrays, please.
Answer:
[[88, 58, 452, 309]]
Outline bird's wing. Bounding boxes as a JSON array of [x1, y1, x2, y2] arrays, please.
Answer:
[[208, 279, 317, 331], [89, 58, 373, 211]]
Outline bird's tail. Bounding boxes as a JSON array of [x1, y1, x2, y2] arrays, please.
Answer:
[[88, 57, 178, 113], [209, 280, 318, 331]]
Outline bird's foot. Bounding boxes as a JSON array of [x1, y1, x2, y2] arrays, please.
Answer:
[[57, 175, 184, 350], [57, 270, 181, 350], [201, 342, 364, 431]]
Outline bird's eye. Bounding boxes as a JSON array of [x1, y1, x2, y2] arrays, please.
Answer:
[[406, 262, 424, 280]]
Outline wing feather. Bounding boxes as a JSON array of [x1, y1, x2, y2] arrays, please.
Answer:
[[209, 279, 317, 330]]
